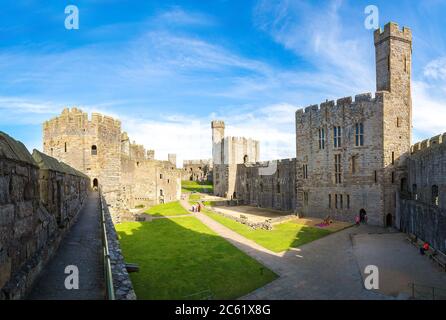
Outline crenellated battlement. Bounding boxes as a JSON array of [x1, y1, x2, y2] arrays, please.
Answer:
[[411, 132, 446, 154], [44, 107, 121, 134], [183, 159, 212, 166], [374, 22, 412, 45], [296, 92, 382, 122], [211, 120, 225, 128]]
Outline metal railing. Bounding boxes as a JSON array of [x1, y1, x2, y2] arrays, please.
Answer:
[[99, 187, 115, 300], [409, 283, 446, 300]]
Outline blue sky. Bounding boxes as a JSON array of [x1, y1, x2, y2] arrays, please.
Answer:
[[1, 0, 446, 164]]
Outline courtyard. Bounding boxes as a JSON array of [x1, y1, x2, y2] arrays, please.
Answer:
[[115, 213, 277, 300], [116, 190, 446, 300]]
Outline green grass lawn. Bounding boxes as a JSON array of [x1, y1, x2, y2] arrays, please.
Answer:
[[116, 217, 277, 299], [144, 201, 190, 217], [181, 180, 213, 193], [203, 209, 332, 252]]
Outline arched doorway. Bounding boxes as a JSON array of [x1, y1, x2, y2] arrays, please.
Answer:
[[359, 209, 366, 223], [386, 213, 393, 227], [93, 178, 98, 190]]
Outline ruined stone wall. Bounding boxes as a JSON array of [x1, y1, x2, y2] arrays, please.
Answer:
[[182, 159, 213, 182], [235, 159, 296, 211], [397, 133, 446, 252], [0, 131, 89, 300], [125, 159, 181, 209], [43, 108, 181, 219]]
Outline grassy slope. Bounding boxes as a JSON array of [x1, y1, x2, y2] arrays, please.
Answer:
[[116, 217, 277, 299], [181, 180, 213, 193], [144, 201, 190, 217], [203, 209, 332, 253]]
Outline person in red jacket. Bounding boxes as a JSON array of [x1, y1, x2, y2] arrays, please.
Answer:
[[420, 242, 429, 255]]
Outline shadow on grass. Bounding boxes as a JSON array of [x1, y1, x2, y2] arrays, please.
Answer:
[[116, 217, 277, 300]]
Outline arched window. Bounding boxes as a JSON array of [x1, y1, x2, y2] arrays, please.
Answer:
[[432, 185, 439, 206], [243, 155, 248, 163], [91, 145, 97, 156], [277, 182, 281, 194]]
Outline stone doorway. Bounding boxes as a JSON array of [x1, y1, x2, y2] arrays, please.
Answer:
[[359, 209, 366, 223], [93, 178, 98, 190], [386, 213, 393, 227]]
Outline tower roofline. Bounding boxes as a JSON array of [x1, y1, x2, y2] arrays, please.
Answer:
[[374, 22, 412, 45]]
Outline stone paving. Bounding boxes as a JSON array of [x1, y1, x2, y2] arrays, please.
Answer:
[[352, 232, 446, 299], [27, 192, 105, 300]]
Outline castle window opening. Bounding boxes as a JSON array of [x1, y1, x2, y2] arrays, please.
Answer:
[[277, 182, 281, 194], [355, 123, 364, 146], [318, 128, 325, 149], [397, 117, 401, 127], [392, 151, 395, 165], [351, 156, 357, 174], [335, 194, 338, 209], [64, 142, 67, 153], [432, 185, 439, 206], [412, 184, 418, 200], [334, 154, 342, 184], [160, 189, 164, 197], [391, 171, 395, 184], [243, 155, 249, 163], [374, 170, 377, 183], [91, 145, 97, 156], [347, 194, 350, 209], [333, 126, 342, 148], [303, 164, 308, 179], [340, 194, 343, 209], [303, 191, 308, 206], [160, 174, 163, 179], [400, 178, 407, 193], [51, 148, 53, 156], [328, 194, 332, 209]]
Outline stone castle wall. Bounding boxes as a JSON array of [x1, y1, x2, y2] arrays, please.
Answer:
[[235, 158, 296, 211], [182, 159, 213, 182], [294, 22, 412, 226], [398, 133, 446, 252], [212, 121, 260, 198], [295, 93, 386, 225], [43, 108, 181, 220], [0, 131, 89, 300]]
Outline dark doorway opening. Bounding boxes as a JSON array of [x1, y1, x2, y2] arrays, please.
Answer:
[[93, 178, 98, 190], [386, 213, 393, 227], [359, 209, 366, 223]]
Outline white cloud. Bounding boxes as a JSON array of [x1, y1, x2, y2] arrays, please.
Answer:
[[412, 81, 446, 142], [424, 56, 446, 80]]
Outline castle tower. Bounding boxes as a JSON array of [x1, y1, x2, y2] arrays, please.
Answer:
[[147, 150, 155, 160], [168, 153, 177, 167], [211, 120, 225, 165], [375, 22, 412, 99], [43, 108, 122, 192], [375, 22, 413, 225]]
